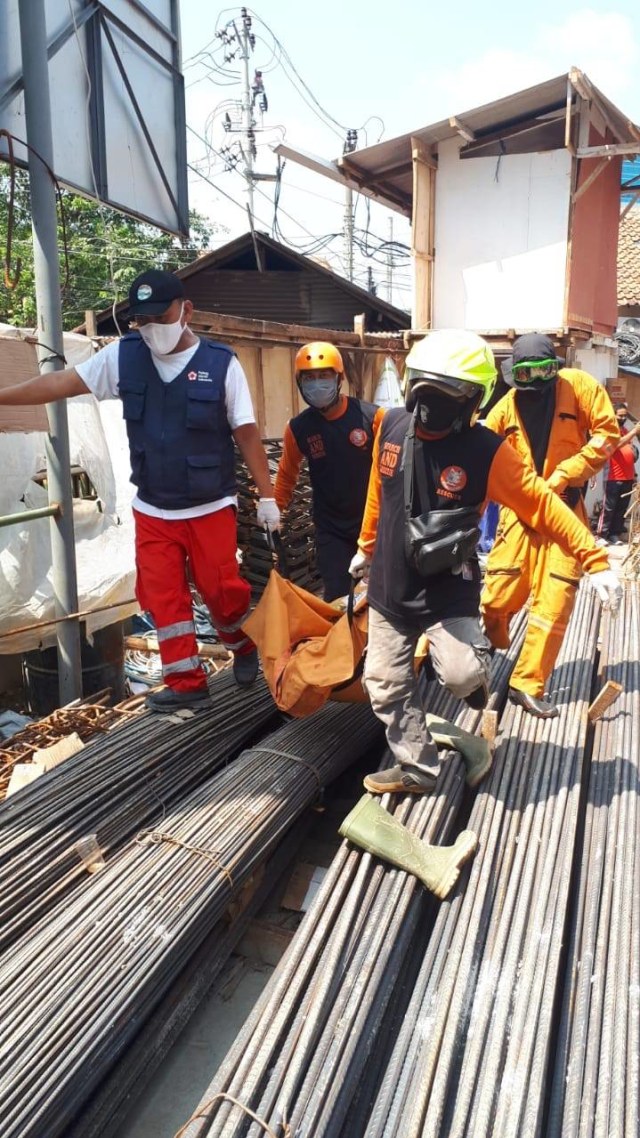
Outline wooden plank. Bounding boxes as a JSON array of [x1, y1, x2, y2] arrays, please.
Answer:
[[587, 680, 623, 722], [124, 634, 229, 660], [261, 347, 297, 438], [411, 137, 435, 332], [576, 143, 640, 158], [191, 309, 363, 346], [481, 709, 499, 745]]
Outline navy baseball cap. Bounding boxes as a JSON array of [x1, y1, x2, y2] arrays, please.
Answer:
[[127, 269, 185, 316]]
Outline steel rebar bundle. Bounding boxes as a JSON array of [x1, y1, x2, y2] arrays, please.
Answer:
[[363, 585, 602, 1138], [65, 815, 312, 1138], [0, 701, 382, 1138], [0, 671, 280, 953], [175, 624, 526, 1138], [236, 441, 321, 598], [548, 582, 640, 1138]]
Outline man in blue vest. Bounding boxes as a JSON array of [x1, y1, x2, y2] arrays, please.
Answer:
[[0, 269, 280, 712]]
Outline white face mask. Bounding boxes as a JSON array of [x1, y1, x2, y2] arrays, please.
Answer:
[[138, 304, 184, 355]]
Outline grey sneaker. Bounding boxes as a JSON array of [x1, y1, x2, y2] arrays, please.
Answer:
[[363, 764, 438, 796]]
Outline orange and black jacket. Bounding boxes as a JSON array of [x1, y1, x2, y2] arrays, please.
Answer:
[[486, 369, 620, 506], [359, 407, 609, 625], [275, 395, 385, 540]]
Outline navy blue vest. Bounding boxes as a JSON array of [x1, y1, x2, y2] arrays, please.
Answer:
[[368, 409, 503, 624], [290, 397, 378, 540], [118, 334, 236, 510]]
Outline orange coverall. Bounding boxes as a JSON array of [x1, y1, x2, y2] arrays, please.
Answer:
[[480, 369, 619, 697]]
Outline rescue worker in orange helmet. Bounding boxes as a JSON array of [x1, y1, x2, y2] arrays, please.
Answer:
[[275, 342, 384, 601], [349, 330, 621, 796], [481, 333, 621, 718]]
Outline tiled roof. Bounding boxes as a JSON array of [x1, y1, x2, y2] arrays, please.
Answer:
[[618, 206, 640, 306]]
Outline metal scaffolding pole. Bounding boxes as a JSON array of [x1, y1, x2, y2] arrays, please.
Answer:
[[17, 0, 82, 704]]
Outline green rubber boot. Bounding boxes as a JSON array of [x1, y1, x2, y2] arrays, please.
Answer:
[[425, 713, 493, 788], [339, 795, 478, 900]]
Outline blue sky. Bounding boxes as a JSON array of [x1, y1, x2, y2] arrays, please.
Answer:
[[179, 2, 640, 305]]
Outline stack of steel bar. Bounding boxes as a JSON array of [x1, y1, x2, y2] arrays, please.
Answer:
[[359, 586, 601, 1138], [65, 814, 313, 1138], [176, 622, 527, 1138], [548, 582, 640, 1138], [0, 671, 279, 953], [0, 702, 382, 1138], [236, 440, 321, 598]]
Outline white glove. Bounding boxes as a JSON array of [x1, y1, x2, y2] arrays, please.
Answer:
[[349, 551, 371, 580], [256, 497, 281, 532], [588, 568, 622, 616]]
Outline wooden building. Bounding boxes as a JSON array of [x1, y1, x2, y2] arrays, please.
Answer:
[[279, 70, 640, 376], [85, 231, 410, 337]]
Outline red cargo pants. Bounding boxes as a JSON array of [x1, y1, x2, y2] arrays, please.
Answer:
[[133, 507, 254, 693]]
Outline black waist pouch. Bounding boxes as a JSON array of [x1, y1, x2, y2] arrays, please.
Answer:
[[405, 506, 481, 577], [403, 413, 480, 578]]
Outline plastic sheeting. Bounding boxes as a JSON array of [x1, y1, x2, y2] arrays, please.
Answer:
[[0, 327, 137, 654]]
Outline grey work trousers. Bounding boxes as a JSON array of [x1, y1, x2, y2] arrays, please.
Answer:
[[363, 606, 492, 777]]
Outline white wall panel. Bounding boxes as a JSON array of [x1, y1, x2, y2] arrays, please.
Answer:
[[433, 139, 571, 331]]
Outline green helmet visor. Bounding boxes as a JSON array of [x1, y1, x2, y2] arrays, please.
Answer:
[[405, 369, 480, 402]]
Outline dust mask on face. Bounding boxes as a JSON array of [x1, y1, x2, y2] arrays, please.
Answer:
[[138, 305, 185, 355], [300, 377, 339, 410]]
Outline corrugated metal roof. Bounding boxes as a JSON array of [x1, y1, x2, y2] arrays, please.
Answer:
[[84, 232, 410, 335], [278, 70, 640, 216]]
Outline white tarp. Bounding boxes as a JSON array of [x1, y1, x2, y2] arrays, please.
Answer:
[[0, 326, 137, 654]]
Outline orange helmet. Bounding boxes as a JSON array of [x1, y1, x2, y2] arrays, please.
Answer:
[[295, 342, 344, 378]]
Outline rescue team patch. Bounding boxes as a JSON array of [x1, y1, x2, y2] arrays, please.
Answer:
[[440, 465, 467, 492], [380, 440, 401, 476], [307, 433, 326, 459], [349, 428, 368, 448]]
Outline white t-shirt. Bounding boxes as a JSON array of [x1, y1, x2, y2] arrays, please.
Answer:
[[76, 339, 256, 519]]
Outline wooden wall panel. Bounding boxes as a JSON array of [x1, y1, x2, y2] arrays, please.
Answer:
[[567, 123, 622, 335], [260, 347, 298, 438]]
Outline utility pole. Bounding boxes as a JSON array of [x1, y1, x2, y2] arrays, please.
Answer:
[[219, 9, 276, 224], [237, 8, 256, 221], [343, 129, 358, 282], [386, 215, 394, 304], [17, 0, 82, 705]]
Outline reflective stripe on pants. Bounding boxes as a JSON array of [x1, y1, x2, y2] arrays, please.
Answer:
[[481, 508, 581, 698], [134, 506, 255, 692]]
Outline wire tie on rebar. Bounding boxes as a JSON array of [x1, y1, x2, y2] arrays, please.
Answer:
[[135, 830, 234, 887], [172, 1092, 289, 1138], [243, 746, 323, 795]]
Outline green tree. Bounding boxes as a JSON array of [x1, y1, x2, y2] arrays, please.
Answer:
[[0, 168, 222, 329]]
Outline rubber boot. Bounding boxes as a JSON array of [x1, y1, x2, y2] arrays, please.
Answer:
[[339, 795, 478, 900], [425, 713, 493, 788]]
